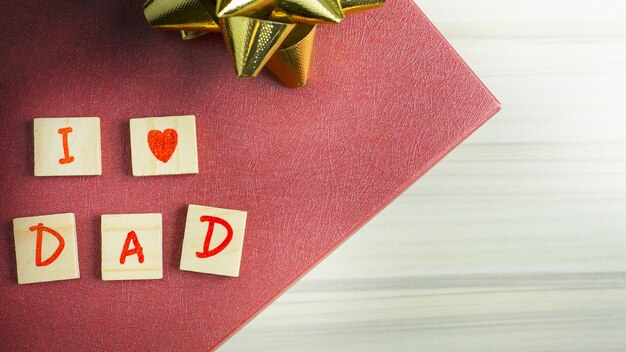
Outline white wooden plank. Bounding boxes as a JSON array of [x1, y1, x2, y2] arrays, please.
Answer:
[[221, 0, 626, 350]]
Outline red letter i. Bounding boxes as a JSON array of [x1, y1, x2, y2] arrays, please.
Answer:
[[57, 127, 75, 164]]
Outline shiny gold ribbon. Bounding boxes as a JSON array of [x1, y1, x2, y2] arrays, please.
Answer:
[[143, 0, 384, 87]]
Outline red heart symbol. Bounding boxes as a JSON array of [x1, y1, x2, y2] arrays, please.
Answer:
[[147, 129, 178, 163]]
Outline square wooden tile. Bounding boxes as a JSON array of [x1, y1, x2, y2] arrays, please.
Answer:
[[180, 205, 247, 277], [12, 213, 80, 284], [101, 213, 163, 281], [129, 115, 199, 176], [34, 117, 102, 176]]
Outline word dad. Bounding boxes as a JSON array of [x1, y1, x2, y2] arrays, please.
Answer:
[[16, 115, 247, 284], [13, 206, 247, 284]]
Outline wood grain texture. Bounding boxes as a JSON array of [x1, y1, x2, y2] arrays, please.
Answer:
[[34, 117, 102, 176], [221, 0, 626, 350], [101, 213, 163, 281], [13, 213, 80, 284], [180, 204, 247, 277], [130, 115, 199, 176]]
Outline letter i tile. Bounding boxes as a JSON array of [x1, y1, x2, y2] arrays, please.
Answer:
[[12, 213, 80, 284], [33, 117, 102, 176], [101, 214, 163, 280]]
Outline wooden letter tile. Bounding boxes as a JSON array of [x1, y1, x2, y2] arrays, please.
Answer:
[[180, 205, 247, 277], [12, 213, 80, 284], [34, 117, 102, 176], [129, 115, 199, 176], [101, 213, 163, 281]]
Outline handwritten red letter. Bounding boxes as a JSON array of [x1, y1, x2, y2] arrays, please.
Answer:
[[120, 230, 144, 264], [195, 216, 233, 258], [28, 223, 65, 267], [57, 127, 75, 164]]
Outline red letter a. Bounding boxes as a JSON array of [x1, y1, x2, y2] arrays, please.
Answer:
[[28, 223, 65, 267], [195, 216, 233, 258], [120, 231, 144, 264]]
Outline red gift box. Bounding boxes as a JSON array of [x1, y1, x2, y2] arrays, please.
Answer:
[[0, 0, 500, 350]]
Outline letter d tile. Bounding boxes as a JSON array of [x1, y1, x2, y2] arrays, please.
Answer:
[[180, 204, 247, 277], [12, 213, 80, 284]]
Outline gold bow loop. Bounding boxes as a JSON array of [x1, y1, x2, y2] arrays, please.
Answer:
[[143, 0, 384, 87]]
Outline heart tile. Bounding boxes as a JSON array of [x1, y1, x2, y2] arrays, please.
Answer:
[[148, 129, 178, 163]]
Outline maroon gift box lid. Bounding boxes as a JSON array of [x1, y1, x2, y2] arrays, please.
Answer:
[[0, 0, 500, 350]]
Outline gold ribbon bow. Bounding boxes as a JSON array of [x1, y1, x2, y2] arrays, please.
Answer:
[[143, 0, 384, 87]]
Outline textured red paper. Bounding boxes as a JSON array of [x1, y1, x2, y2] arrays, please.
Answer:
[[0, 0, 500, 350]]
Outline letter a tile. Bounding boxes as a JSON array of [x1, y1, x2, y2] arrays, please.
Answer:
[[129, 115, 199, 176], [34, 117, 102, 176], [12, 213, 80, 284], [180, 205, 247, 277], [101, 214, 163, 280]]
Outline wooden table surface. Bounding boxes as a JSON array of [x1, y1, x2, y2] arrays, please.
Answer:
[[222, 1, 626, 350]]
